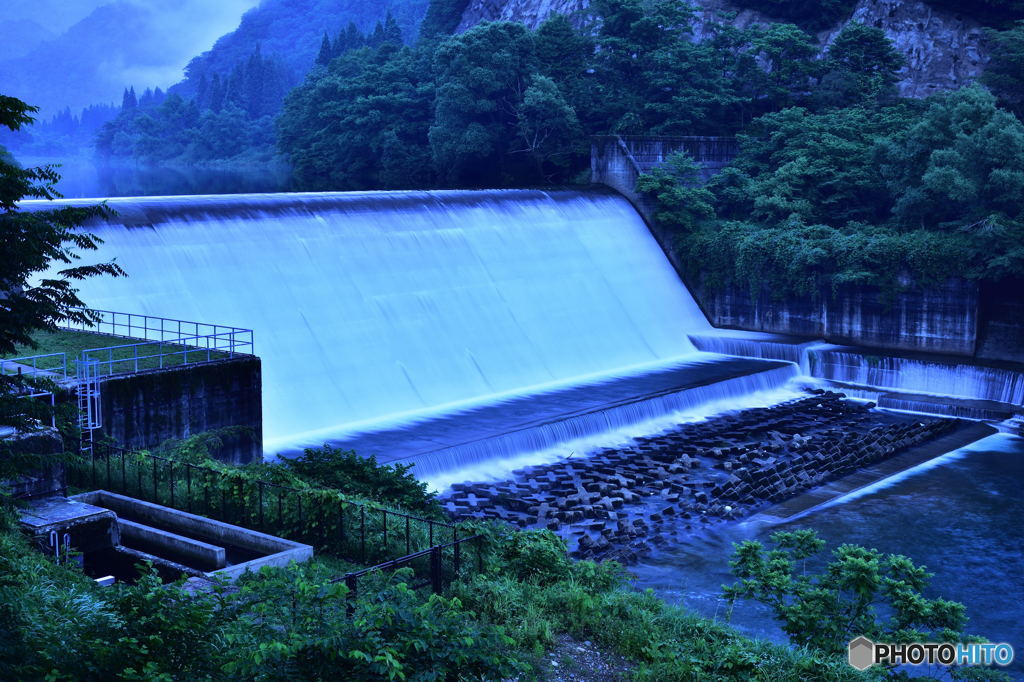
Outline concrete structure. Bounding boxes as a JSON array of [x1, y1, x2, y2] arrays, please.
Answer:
[[591, 135, 737, 218], [590, 135, 1024, 364], [72, 490, 313, 581], [690, 277, 1023, 364], [19, 490, 311, 584], [97, 356, 263, 465], [1, 428, 65, 499]]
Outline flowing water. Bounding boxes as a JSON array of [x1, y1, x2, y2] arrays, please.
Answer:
[[25, 186, 1022, 670], [631, 433, 1024, 676], [30, 189, 732, 463]]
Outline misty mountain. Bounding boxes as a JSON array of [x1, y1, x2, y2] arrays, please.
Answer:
[[0, 0, 108, 36], [175, 0, 431, 99], [0, 19, 56, 61], [0, 0, 256, 117]]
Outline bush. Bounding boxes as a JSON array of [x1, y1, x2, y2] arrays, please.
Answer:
[[724, 529, 1012, 681], [275, 444, 442, 517]]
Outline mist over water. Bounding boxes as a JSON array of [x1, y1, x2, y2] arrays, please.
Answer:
[[36, 189, 713, 452]]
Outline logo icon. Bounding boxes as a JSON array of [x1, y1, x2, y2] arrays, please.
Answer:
[[848, 636, 875, 671]]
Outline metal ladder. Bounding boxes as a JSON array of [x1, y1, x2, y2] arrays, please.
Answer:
[[76, 357, 102, 455]]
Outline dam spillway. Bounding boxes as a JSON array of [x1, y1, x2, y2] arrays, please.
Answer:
[[32, 189, 798, 470]]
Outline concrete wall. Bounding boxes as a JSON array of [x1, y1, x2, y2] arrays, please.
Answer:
[[694, 278, 988, 358], [591, 135, 737, 214], [591, 134, 737, 276], [1, 428, 65, 498], [591, 135, 1023, 364], [97, 356, 262, 465]]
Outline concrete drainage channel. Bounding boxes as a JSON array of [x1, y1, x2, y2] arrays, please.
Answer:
[[19, 490, 312, 587]]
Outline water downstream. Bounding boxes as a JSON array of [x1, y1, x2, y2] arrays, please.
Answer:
[[631, 433, 1024, 676]]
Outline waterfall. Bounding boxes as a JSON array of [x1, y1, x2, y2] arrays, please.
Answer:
[[30, 189, 723, 454], [808, 349, 1024, 406], [329, 358, 800, 481], [690, 329, 1024, 412]]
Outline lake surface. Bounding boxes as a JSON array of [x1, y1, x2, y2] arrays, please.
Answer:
[[631, 432, 1024, 676], [17, 156, 292, 198]]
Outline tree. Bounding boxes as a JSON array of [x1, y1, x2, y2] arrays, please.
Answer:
[[877, 85, 1024, 280], [315, 32, 333, 66], [0, 95, 124, 435], [513, 75, 583, 180], [429, 21, 541, 185], [635, 152, 716, 234], [724, 530, 1012, 680], [982, 20, 1024, 118], [419, 0, 472, 40], [730, 0, 857, 31], [818, 23, 904, 107], [120, 86, 137, 111], [279, 44, 435, 190]]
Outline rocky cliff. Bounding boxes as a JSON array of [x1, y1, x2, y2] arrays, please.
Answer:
[[457, 0, 989, 97]]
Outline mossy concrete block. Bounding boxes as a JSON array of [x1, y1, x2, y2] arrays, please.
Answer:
[[1, 427, 65, 498]]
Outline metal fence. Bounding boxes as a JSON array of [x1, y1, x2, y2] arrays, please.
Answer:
[[68, 441, 484, 594], [0, 353, 68, 379], [64, 308, 253, 346], [79, 330, 253, 377], [62, 309, 254, 378]]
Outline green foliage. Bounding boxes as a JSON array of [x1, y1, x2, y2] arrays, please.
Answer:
[[655, 86, 1024, 299], [636, 153, 716, 235], [222, 566, 521, 680], [281, 2, 837, 190], [429, 21, 541, 185], [877, 85, 1024, 281], [419, 0, 472, 39], [278, 44, 434, 190], [818, 23, 904, 107], [0, 525, 519, 680], [274, 444, 441, 517], [71, 442, 445, 565], [453, 524, 867, 680], [0, 95, 124, 434], [724, 529, 1012, 680], [983, 21, 1024, 118], [97, 49, 290, 164]]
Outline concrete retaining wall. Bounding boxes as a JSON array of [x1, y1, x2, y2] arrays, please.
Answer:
[[1, 428, 65, 498], [97, 356, 262, 464], [591, 135, 1023, 364]]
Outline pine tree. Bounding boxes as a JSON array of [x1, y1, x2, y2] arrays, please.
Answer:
[[382, 12, 403, 46], [341, 22, 363, 53], [316, 32, 333, 66], [368, 21, 386, 48], [121, 87, 137, 110]]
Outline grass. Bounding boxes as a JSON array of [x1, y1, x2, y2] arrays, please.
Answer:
[[2, 329, 234, 376]]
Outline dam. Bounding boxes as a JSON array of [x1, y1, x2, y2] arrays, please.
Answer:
[[25, 186, 1023, 674], [41, 189, 795, 475]]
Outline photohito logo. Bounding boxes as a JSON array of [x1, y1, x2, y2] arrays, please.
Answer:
[[848, 637, 1015, 671]]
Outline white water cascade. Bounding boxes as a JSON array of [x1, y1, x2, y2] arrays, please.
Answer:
[[34, 189, 748, 456]]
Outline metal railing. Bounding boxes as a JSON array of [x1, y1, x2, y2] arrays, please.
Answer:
[[79, 330, 253, 377], [334, 534, 483, 613], [0, 353, 68, 379], [63, 308, 253, 346], [592, 134, 740, 166], [60, 309, 254, 378], [68, 441, 485, 593]]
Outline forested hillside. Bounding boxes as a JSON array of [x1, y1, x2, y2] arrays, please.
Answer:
[[173, 0, 430, 100], [277, 0, 1024, 294], [0, 1, 257, 117], [91, 0, 429, 164]]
